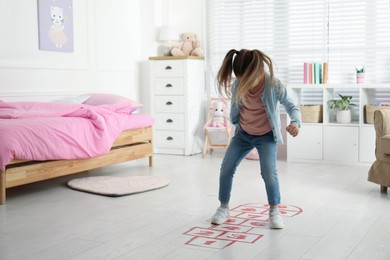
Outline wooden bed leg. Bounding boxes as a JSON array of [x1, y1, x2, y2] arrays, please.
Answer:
[[380, 185, 388, 193], [149, 155, 154, 167], [0, 171, 5, 205], [149, 132, 154, 167], [202, 136, 208, 158]]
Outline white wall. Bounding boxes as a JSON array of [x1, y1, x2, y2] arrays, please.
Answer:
[[138, 0, 205, 111], [0, 0, 204, 102]]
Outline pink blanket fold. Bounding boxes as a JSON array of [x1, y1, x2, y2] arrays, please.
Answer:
[[0, 101, 135, 171]]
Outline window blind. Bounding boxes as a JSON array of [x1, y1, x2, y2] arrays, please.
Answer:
[[328, 0, 390, 83], [207, 0, 390, 95]]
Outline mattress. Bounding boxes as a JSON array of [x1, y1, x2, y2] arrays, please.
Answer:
[[123, 113, 154, 130]]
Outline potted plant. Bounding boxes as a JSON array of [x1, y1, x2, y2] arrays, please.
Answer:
[[328, 94, 356, 123]]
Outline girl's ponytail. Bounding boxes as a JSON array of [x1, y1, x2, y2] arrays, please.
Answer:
[[217, 49, 237, 98], [216, 48, 275, 105], [252, 50, 274, 84]]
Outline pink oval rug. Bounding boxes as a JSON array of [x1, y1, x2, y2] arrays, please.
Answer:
[[67, 176, 170, 197]]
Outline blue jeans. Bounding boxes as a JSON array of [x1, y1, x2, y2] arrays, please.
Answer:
[[219, 127, 280, 205]]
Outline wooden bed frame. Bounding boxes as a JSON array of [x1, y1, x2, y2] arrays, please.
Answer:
[[0, 126, 153, 205]]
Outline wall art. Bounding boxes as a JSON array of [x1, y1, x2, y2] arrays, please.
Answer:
[[37, 0, 74, 52]]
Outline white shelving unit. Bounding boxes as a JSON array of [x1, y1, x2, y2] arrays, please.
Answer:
[[287, 84, 390, 165]]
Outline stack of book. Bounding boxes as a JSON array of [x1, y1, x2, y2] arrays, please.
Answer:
[[303, 62, 328, 84]]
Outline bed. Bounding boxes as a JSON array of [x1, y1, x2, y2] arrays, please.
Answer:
[[0, 96, 154, 204]]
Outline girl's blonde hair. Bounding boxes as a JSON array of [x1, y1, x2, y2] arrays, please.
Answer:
[[216, 49, 274, 105]]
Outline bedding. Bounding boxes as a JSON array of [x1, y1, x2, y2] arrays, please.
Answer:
[[0, 101, 152, 171], [54, 95, 91, 104], [123, 113, 154, 130], [83, 93, 143, 113]]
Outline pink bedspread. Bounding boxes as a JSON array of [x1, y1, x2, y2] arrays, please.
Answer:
[[0, 101, 153, 171]]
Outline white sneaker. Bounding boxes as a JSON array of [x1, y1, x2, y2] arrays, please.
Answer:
[[269, 208, 284, 229], [211, 207, 230, 225]]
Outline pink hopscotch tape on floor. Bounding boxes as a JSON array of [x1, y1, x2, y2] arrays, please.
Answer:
[[233, 212, 270, 221], [209, 223, 265, 236], [183, 203, 303, 250], [208, 223, 253, 233], [185, 236, 235, 250], [183, 227, 226, 239], [231, 203, 303, 217]]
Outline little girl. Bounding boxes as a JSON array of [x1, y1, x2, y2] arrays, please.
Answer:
[[210, 49, 301, 229]]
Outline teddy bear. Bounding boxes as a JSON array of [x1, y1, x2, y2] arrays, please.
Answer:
[[170, 32, 203, 57], [208, 100, 227, 128]]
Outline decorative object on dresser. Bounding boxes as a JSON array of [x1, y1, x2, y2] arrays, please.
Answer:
[[148, 56, 205, 155], [170, 32, 203, 57], [159, 25, 179, 56]]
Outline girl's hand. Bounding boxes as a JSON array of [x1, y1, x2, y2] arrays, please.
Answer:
[[286, 124, 299, 137]]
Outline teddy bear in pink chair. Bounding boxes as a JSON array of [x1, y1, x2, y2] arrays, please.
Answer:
[[205, 99, 259, 160], [208, 100, 227, 128], [202, 99, 231, 158]]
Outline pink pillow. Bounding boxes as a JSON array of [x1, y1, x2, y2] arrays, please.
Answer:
[[83, 93, 143, 113]]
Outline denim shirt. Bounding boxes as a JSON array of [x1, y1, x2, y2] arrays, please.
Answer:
[[230, 74, 301, 144]]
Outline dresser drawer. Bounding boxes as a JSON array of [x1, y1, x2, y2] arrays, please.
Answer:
[[154, 78, 184, 95], [152, 60, 184, 77], [155, 113, 185, 130], [155, 130, 185, 148], [155, 96, 185, 113]]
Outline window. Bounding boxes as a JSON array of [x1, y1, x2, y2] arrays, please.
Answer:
[[328, 0, 390, 83], [206, 0, 390, 94]]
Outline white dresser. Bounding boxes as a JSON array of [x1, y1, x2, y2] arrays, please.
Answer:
[[148, 56, 205, 155]]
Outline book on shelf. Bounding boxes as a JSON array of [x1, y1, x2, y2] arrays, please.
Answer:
[[303, 62, 328, 84], [303, 62, 308, 84], [322, 62, 328, 83], [314, 63, 321, 84]]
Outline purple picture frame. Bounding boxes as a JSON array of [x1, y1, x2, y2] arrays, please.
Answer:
[[37, 0, 74, 52]]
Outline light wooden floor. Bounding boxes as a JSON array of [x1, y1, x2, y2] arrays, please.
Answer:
[[0, 152, 389, 260]]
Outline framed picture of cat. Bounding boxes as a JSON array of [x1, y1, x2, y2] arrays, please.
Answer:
[[37, 0, 74, 52]]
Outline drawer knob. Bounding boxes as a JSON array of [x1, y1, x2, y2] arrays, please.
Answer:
[[166, 119, 173, 123], [165, 84, 173, 88], [165, 66, 172, 70], [167, 136, 174, 141], [166, 101, 173, 105]]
